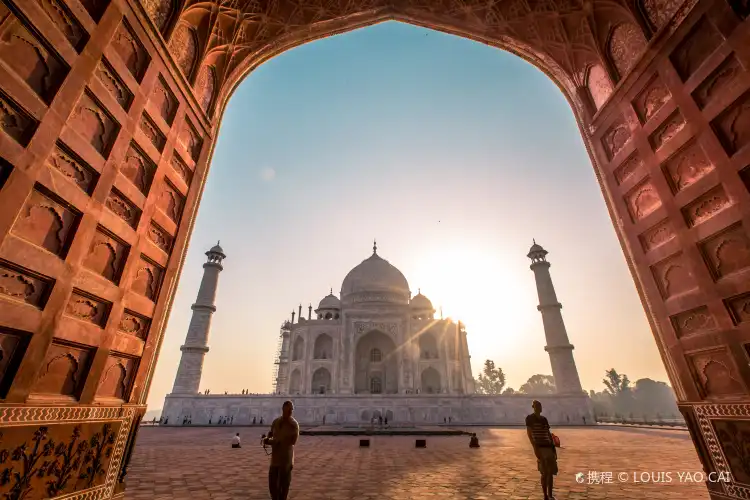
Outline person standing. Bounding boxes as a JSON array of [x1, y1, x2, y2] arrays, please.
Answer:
[[264, 401, 299, 500], [526, 400, 557, 500], [231, 433, 241, 448]]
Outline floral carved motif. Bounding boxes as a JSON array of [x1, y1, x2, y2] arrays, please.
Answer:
[[639, 219, 675, 252], [634, 80, 671, 123], [602, 122, 631, 160], [671, 17, 723, 80], [141, 0, 173, 32], [689, 350, 745, 398], [70, 92, 119, 157], [650, 112, 685, 150], [179, 119, 202, 161], [713, 420, 750, 485], [132, 258, 163, 301], [670, 306, 716, 337], [148, 222, 172, 253], [608, 23, 647, 79], [651, 253, 696, 299], [46, 144, 97, 194], [663, 141, 713, 193], [95, 59, 132, 110], [118, 310, 150, 339], [725, 292, 750, 325], [0, 261, 51, 307], [168, 22, 197, 78], [170, 155, 192, 185], [150, 77, 177, 125], [614, 155, 643, 185], [32, 342, 92, 397], [121, 143, 154, 194], [700, 224, 750, 280], [111, 22, 149, 81], [711, 91, 750, 156], [642, 0, 684, 31], [12, 187, 79, 257], [626, 179, 662, 222], [0, 92, 36, 146], [354, 322, 398, 337], [64, 290, 109, 327], [693, 55, 744, 110], [83, 227, 129, 283], [158, 180, 184, 223], [586, 64, 613, 110], [105, 189, 140, 229], [195, 65, 216, 115], [139, 113, 165, 152], [36, 0, 86, 50], [682, 186, 732, 228]]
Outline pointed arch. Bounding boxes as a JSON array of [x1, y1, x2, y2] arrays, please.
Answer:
[[421, 367, 441, 394], [586, 63, 614, 110], [288, 369, 301, 394], [311, 367, 331, 394], [313, 333, 333, 359], [607, 23, 648, 80], [292, 336, 304, 361]]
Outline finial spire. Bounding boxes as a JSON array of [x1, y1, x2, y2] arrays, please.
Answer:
[[373, 239, 377, 254], [418, 288, 421, 294], [218, 240, 220, 245], [533, 238, 536, 244]]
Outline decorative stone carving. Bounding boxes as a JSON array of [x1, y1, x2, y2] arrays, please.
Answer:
[[613, 154, 643, 185], [0, 329, 27, 393], [36, 0, 87, 51], [0, 7, 68, 103], [111, 21, 149, 81], [46, 143, 98, 194], [121, 142, 155, 194], [64, 290, 110, 327], [0, 260, 52, 307], [699, 223, 750, 280], [608, 23, 647, 79], [711, 91, 750, 156], [602, 121, 631, 160], [651, 252, 697, 299], [97, 354, 137, 400], [179, 118, 202, 161], [194, 65, 216, 114], [32, 341, 93, 397], [634, 79, 671, 123], [139, 113, 165, 152], [70, 91, 119, 157], [354, 322, 398, 337], [670, 17, 723, 80], [158, 180, 184, 222], [105, 189, 140, 229], [650, 112, 685, 150], [682, 186, 732, 228], [170, 154, 192, 185], [725, 292, 750, 325], [168, 22, 197, 78], [693, 55, 744, 109], [148, 221, 172, 253], [0, 91, 37, 146], [625, 179, 662, 222], [12, 186, 80, 257], [118, 310, 150, 339], [642, 0, 684, 31], [95, 59, 132, 110], [83, 226, 130, 283], [670, 306, 716, 337], [689, 349, 745, 398], [586, 64, 613, 110], [150, 76, 178, 125], [713, 419, 750, 486], [141, 0, 173, 32], [132, 257, 163, 301], [639, 219, 676, 252], [663, 140, 713, 193]]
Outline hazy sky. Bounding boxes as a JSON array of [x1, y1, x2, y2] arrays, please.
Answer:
[[145, 22, 670, 409]]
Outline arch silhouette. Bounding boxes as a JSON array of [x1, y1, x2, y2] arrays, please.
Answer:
[[421, 367, 441, 394], [311, 367, 332, 394], [313, 334, 333, 360]]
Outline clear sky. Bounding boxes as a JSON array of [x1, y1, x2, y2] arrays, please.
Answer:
[[145, 21, 670, 409]]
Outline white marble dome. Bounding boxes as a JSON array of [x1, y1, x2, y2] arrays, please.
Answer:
[[410, 292, 433, 310], [341, 249, 409, 297], [318, 293, 340, 309]]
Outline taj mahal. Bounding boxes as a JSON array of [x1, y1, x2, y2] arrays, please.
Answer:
[[162, 241, 594, 425]]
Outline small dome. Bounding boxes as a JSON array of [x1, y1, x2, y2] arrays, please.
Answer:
[[209, 241, 224, 254], [527, 240, 547, 258], [410, 291, 433, 310], [318, 293, 340, 310], [340, 245, 409, 298]]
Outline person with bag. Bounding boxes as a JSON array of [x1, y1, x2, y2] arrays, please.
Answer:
[[526, 400, 558, 500]]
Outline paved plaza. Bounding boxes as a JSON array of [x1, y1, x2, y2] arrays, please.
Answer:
[[125, 426, 710, 500]]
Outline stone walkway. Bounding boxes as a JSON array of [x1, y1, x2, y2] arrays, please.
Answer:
[[125, 426, 711, 499]]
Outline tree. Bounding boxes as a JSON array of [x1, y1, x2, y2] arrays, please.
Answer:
[[603, 369, 631, 396], [519, 374, 556, 395], [502, 387, 516, 395], [475, 360, 506, 395], [632, 378, 679, 417]]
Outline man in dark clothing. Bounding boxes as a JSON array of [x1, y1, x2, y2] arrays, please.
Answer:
[[526, 400, 557, 500], [264, 401, 299, 500]]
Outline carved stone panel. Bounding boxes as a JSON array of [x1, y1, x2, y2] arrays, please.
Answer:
[[150, 76, 177, 125], [711, 90, 750, 156], [587, 64, 613, 110], [121, 142, 155, 195], [650, 111, 686, 151], [141, 0, 173, 32], [602, 121, 631, 160], [693, 54, 745, 110], [0, 328, 28, 397], [69, 90, 120, 157], [178, 118, 202, 161], [118, 309, 150, 339], [670, 17, 724, 81], [0, 421, 120, 498], [31, 341, 93, 397], [95, 58, 132, 110], [111, 21, 149, 82], [46, 142, 98, 194], [0, 260, 53, 308], [670, 306, 717, 337], [157, 180, 184, 223], [64, 289, 111, 327], [139, 113, 165, 152], [642, 0, 683, 31], [699, 223, 750, 280], [662, 140, 713, 193], [83, 226, 130, 283], [726, 292, 750, 325], [168, 22, 197, 78], [634, 78, 671, 124], [625, 178, 662, 222], [614, 154, 644, 185], [608, 23, 647, 79], [639, 219, 676, 252], [0, 6, 68, 103], [147, 221, 172, 254], [0, 91, 37, 146], [104, 188, 140, 229], [194, 65, 216, 115], [96, 353, 137, 400], [131, 256, 163, 301], [12, 185, 81, 257], [682, 185, 732, 228], [35, 0, 87, 52], [688, 349, 745, 398], [170, 154, 191, 185], [713, 419, 750, 486], [651, 252, 697, 299]]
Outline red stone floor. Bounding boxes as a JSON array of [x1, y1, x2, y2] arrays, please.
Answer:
[[125, 426, 711, 499]]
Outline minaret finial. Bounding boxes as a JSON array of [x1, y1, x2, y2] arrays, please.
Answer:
[[533, 238, 536, 244], [330, 287, 333, 295], [373, 239, 377, 254], [218, 240, 220, 245], [418, 288, 421, 294]]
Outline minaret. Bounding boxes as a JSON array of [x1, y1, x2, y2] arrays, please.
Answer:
[[171, 242, 226, 394], [527, 241, 584, 394]]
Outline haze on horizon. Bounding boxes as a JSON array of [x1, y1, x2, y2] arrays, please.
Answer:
[[145, 21, 670, 409]]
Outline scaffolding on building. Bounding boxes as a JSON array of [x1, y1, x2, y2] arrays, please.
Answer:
[[272, 320, 292, 392]]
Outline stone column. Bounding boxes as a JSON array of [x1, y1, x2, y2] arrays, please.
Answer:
[[527, 242, 583, 394], [171, 243, 226, 394]]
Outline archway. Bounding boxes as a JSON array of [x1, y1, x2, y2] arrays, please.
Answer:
[[313, 334, 333, 360], [288, 370, 302, 395], [292, 337, 305, 361], [355, 331, 398, 394], [0, 1, 747, 498], [421, 367, 442, 394], [419, 333, 440, 359], [311, 367, 332, 394]]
